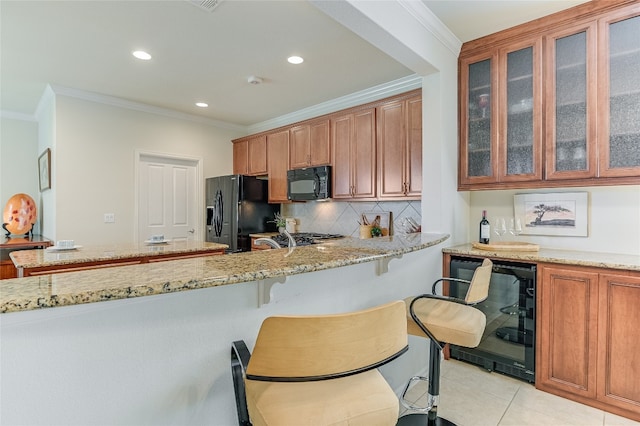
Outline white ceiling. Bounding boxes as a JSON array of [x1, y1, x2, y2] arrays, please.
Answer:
[[0, 0, 588, 128]]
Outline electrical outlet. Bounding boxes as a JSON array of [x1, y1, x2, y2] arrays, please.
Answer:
[[104, 213, 115, 223]]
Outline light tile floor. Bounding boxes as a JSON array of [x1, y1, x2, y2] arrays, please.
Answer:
[[399, 359, 640, 426]]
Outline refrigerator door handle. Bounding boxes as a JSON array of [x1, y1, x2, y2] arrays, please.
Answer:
[[214, 190, 223, 237]]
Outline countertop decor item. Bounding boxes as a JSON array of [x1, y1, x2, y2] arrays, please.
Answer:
[[38, 148, 51, 191], [472, 241, 539, 252], [2, 193, 37, 237], [361, 211, 391, 236]]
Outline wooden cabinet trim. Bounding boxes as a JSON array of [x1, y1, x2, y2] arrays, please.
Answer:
[[460, 0, 637, 57]]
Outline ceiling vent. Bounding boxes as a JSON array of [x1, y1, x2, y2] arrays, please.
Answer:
[[187, 0, 223, 12]]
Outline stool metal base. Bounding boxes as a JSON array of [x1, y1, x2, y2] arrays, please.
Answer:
[[397, 413, 456, 426]]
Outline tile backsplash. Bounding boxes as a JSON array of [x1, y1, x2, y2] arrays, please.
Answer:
[[281, 200, 422, 237]]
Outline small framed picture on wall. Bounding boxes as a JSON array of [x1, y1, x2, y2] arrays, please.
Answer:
[[38, 148, 51, 191]]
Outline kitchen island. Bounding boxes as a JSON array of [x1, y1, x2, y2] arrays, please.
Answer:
[[9, 240, 228, 277], [2, 233, 448, 313], [0, 233, 450, 426]]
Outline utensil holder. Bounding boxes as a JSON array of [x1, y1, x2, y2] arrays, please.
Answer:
[[359, 225, 373, 239]]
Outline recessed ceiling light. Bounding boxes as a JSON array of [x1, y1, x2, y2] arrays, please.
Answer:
[[132, 50, 152, 60], [195, 102, 208, 108], [287, 56, 304, 65]]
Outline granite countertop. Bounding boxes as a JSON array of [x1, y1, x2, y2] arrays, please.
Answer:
[[10, 240, 228, 269], [443, 243, 640, 271], [1, 233, 449, 314]]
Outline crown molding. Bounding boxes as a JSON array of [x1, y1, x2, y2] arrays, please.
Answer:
[[247, 74, 422, 134], [4, 75, 423, 136], [398, 0, 462, 57], [47, 84, 247, 133]]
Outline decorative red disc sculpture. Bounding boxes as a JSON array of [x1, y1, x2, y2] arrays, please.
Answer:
[[2, 193, 37, 236]]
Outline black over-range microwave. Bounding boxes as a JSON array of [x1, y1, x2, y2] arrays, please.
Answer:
[[287, 165, 331, 201]]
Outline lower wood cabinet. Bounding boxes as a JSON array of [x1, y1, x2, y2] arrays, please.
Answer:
[[537, 264, 640, 421]]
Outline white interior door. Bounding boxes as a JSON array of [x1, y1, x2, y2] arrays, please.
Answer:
[[138, 154, 199, 242]]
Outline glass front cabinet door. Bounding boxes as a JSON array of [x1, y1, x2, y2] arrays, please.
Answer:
[[598, 6, 640, 178], [460, 52, 498, 186], [460, 39, 542, 188], [499, 39, 542, 183], [545, 22, 597, 180]]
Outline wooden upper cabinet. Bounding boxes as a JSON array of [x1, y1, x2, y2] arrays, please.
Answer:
[[459, 0, 640, 190], [544, 21, 598, 180], [331, 108, 376, 200], [499, 38, 543, 183], [232, 89, 420, 201], [266, 130, 289, 203], [247, 135, 268, 175], [460, 38, 542, 188], [377, 94, 422, 199], [289, 120, 330, 169], [233, 136, 267, 176], [232, 140, 248, 175], [597, 6, 640, 178], [459, 50, 500, 186]]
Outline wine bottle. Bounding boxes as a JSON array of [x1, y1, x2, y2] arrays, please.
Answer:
[[479, 210, 490, 244]]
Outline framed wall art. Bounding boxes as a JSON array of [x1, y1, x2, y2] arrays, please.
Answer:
[[38, 148, 51, 191], [514, 192, 588, 237]]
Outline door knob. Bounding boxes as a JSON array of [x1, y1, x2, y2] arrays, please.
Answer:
[[188, 229, 195, 234]]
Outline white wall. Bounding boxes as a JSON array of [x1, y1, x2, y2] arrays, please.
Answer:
[[0, 117, 39, 231], [468, 186, 640, 255], [51, 95, 243, 245]]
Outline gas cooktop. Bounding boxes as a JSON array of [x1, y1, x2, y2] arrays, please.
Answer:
[[271, 232, 343, 247]]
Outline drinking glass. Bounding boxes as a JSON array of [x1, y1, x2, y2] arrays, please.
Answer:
[[494, 217, 507, 240], [509, 217, 523, 237]]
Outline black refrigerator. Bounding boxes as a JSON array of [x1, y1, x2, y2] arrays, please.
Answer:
[[205, 175, 279, 253]]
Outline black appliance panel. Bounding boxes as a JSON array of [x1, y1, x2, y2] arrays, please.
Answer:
[[448, 257, 536, 383], [287, 166, 331, 201], [206, 175, 278, 253]]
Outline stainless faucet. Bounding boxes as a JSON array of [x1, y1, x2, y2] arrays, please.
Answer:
[[253, 229, 296, 250]]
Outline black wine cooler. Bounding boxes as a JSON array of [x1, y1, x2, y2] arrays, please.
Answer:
[[448, 257, 536, 383]]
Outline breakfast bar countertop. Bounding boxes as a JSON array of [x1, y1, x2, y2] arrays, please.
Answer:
[[9, 240, 229, 269], [1, 233, 450, 314], [443, 243, 640, 271]]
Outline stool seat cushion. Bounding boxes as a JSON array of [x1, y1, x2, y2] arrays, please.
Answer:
[[245, 369, 399, 426], [405, 296, 486, 348]]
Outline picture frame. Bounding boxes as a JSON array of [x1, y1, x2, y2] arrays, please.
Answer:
[[514, 192, 588, 237], [362, 211, 392, 236], [38, 148, 51, 191]]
